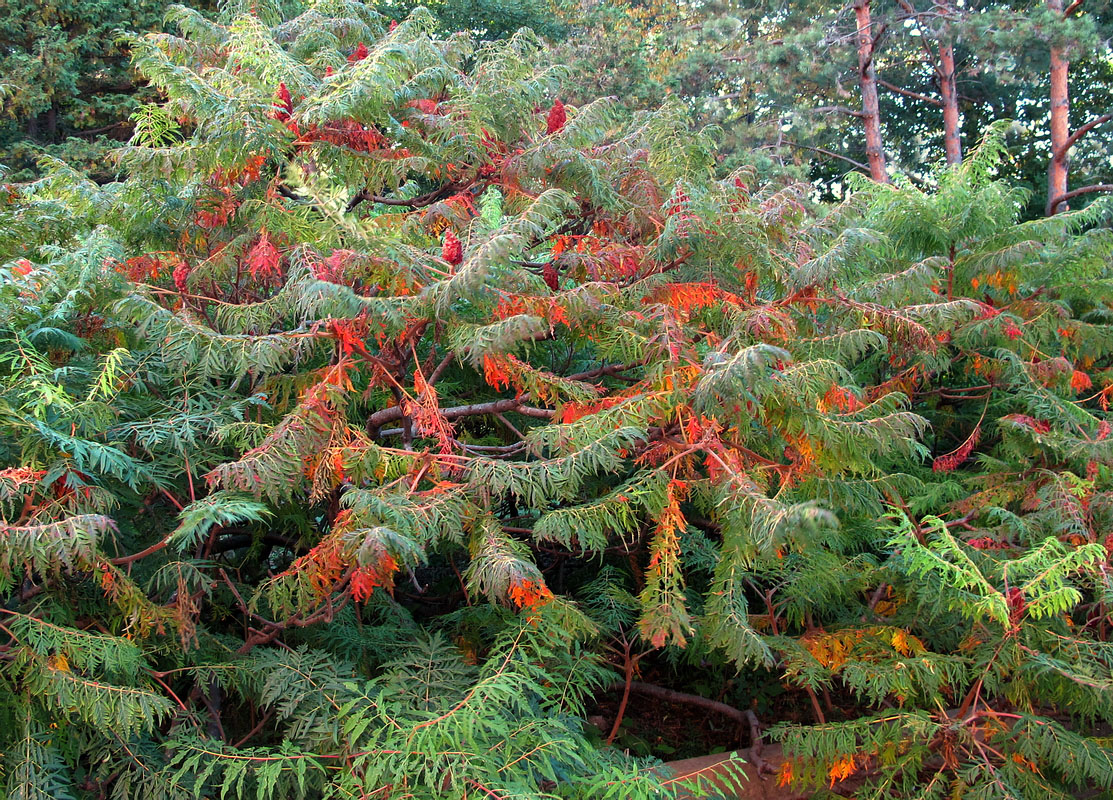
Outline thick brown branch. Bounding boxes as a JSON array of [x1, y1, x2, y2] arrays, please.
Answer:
[[1055, 113, 1113, 159], [564, 361, 644, 382], [781, 141, 871, 173], [608, 680, 750, 726], [1047, 183, 1113, 214], [346, 180, 469, 212], [367, 398, 554, 433]]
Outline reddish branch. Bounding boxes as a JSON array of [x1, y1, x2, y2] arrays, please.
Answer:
[[1055, 113, 1112, 158], [1046, 184, 1113, 211], [937, 37, 962, 164]]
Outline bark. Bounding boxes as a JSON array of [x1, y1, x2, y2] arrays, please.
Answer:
[[938, 40, 962, 164], [1046, 0, 1070, 214], [1046, 183, 1113, 210], [853, 0, 889, 182], [46, 104, 58, 142]]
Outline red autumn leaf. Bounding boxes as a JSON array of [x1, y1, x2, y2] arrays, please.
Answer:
[[1070, 369, 1092, 392], [351, 555, 399, 602], [482, 354, 512, 392], [328, 318, 371, 357], [246, 230, 281, 279], [933, 424, 981, 473], [507, 577, 553, 609]]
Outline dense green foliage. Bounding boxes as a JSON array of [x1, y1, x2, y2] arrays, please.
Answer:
[[0, 0, 210, 180], [1, 1, 1112, 799]]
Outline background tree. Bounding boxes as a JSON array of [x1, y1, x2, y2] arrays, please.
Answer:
[[548, 0, 1113, 214], [0, 0, 217, 181]]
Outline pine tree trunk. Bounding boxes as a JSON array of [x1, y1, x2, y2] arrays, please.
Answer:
[[1046, 0, 1070, 214], [938, 41, 962, 164], [853, 0, 889, 182]]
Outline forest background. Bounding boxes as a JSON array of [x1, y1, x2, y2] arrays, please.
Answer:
[[4, 0, 1113, 213]]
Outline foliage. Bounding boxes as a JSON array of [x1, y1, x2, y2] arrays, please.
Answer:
[[0, 3, 1111, 799]]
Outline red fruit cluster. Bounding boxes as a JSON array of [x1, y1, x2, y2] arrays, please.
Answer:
[[442, 230, 463, 265], [546, 99, 566, 135], [542, 262, 559, 291], [349, 42, 369, 62], [273, 83, 293, 122], [173, 260, 191, 293]]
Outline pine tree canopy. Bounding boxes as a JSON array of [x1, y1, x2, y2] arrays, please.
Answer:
[[0, 2, 1112, 798]]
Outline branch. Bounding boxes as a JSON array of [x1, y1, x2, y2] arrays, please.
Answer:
[[609, 680, 750, 726], [564, 361, 644, 382], [1062, 0, 1084, 16], [346, 180, 470, 212], [1054, 113, 1113, 159], [878, 78, 943, 107], [812, 105, 868, 119], [781, 140, 871, 173], [367, 397, 554, 432], [1047, 183, 1113, 215]]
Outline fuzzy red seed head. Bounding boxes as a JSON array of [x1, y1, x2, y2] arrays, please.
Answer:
[[1005, 587, 1027, 622], [442, 229, 463, 266], [273, 82, 293, 121], [542, 262, 559, 291], [173, 261, 191, 293], [349, 42, 369, 62], [546, 99, 566, 135]]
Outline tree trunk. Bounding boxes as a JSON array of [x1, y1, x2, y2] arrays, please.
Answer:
[[938, 40, 962, 164], [1046, 0, 1070, 214], [853, 0, 889, 182], [46, 104, 58, 143]]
